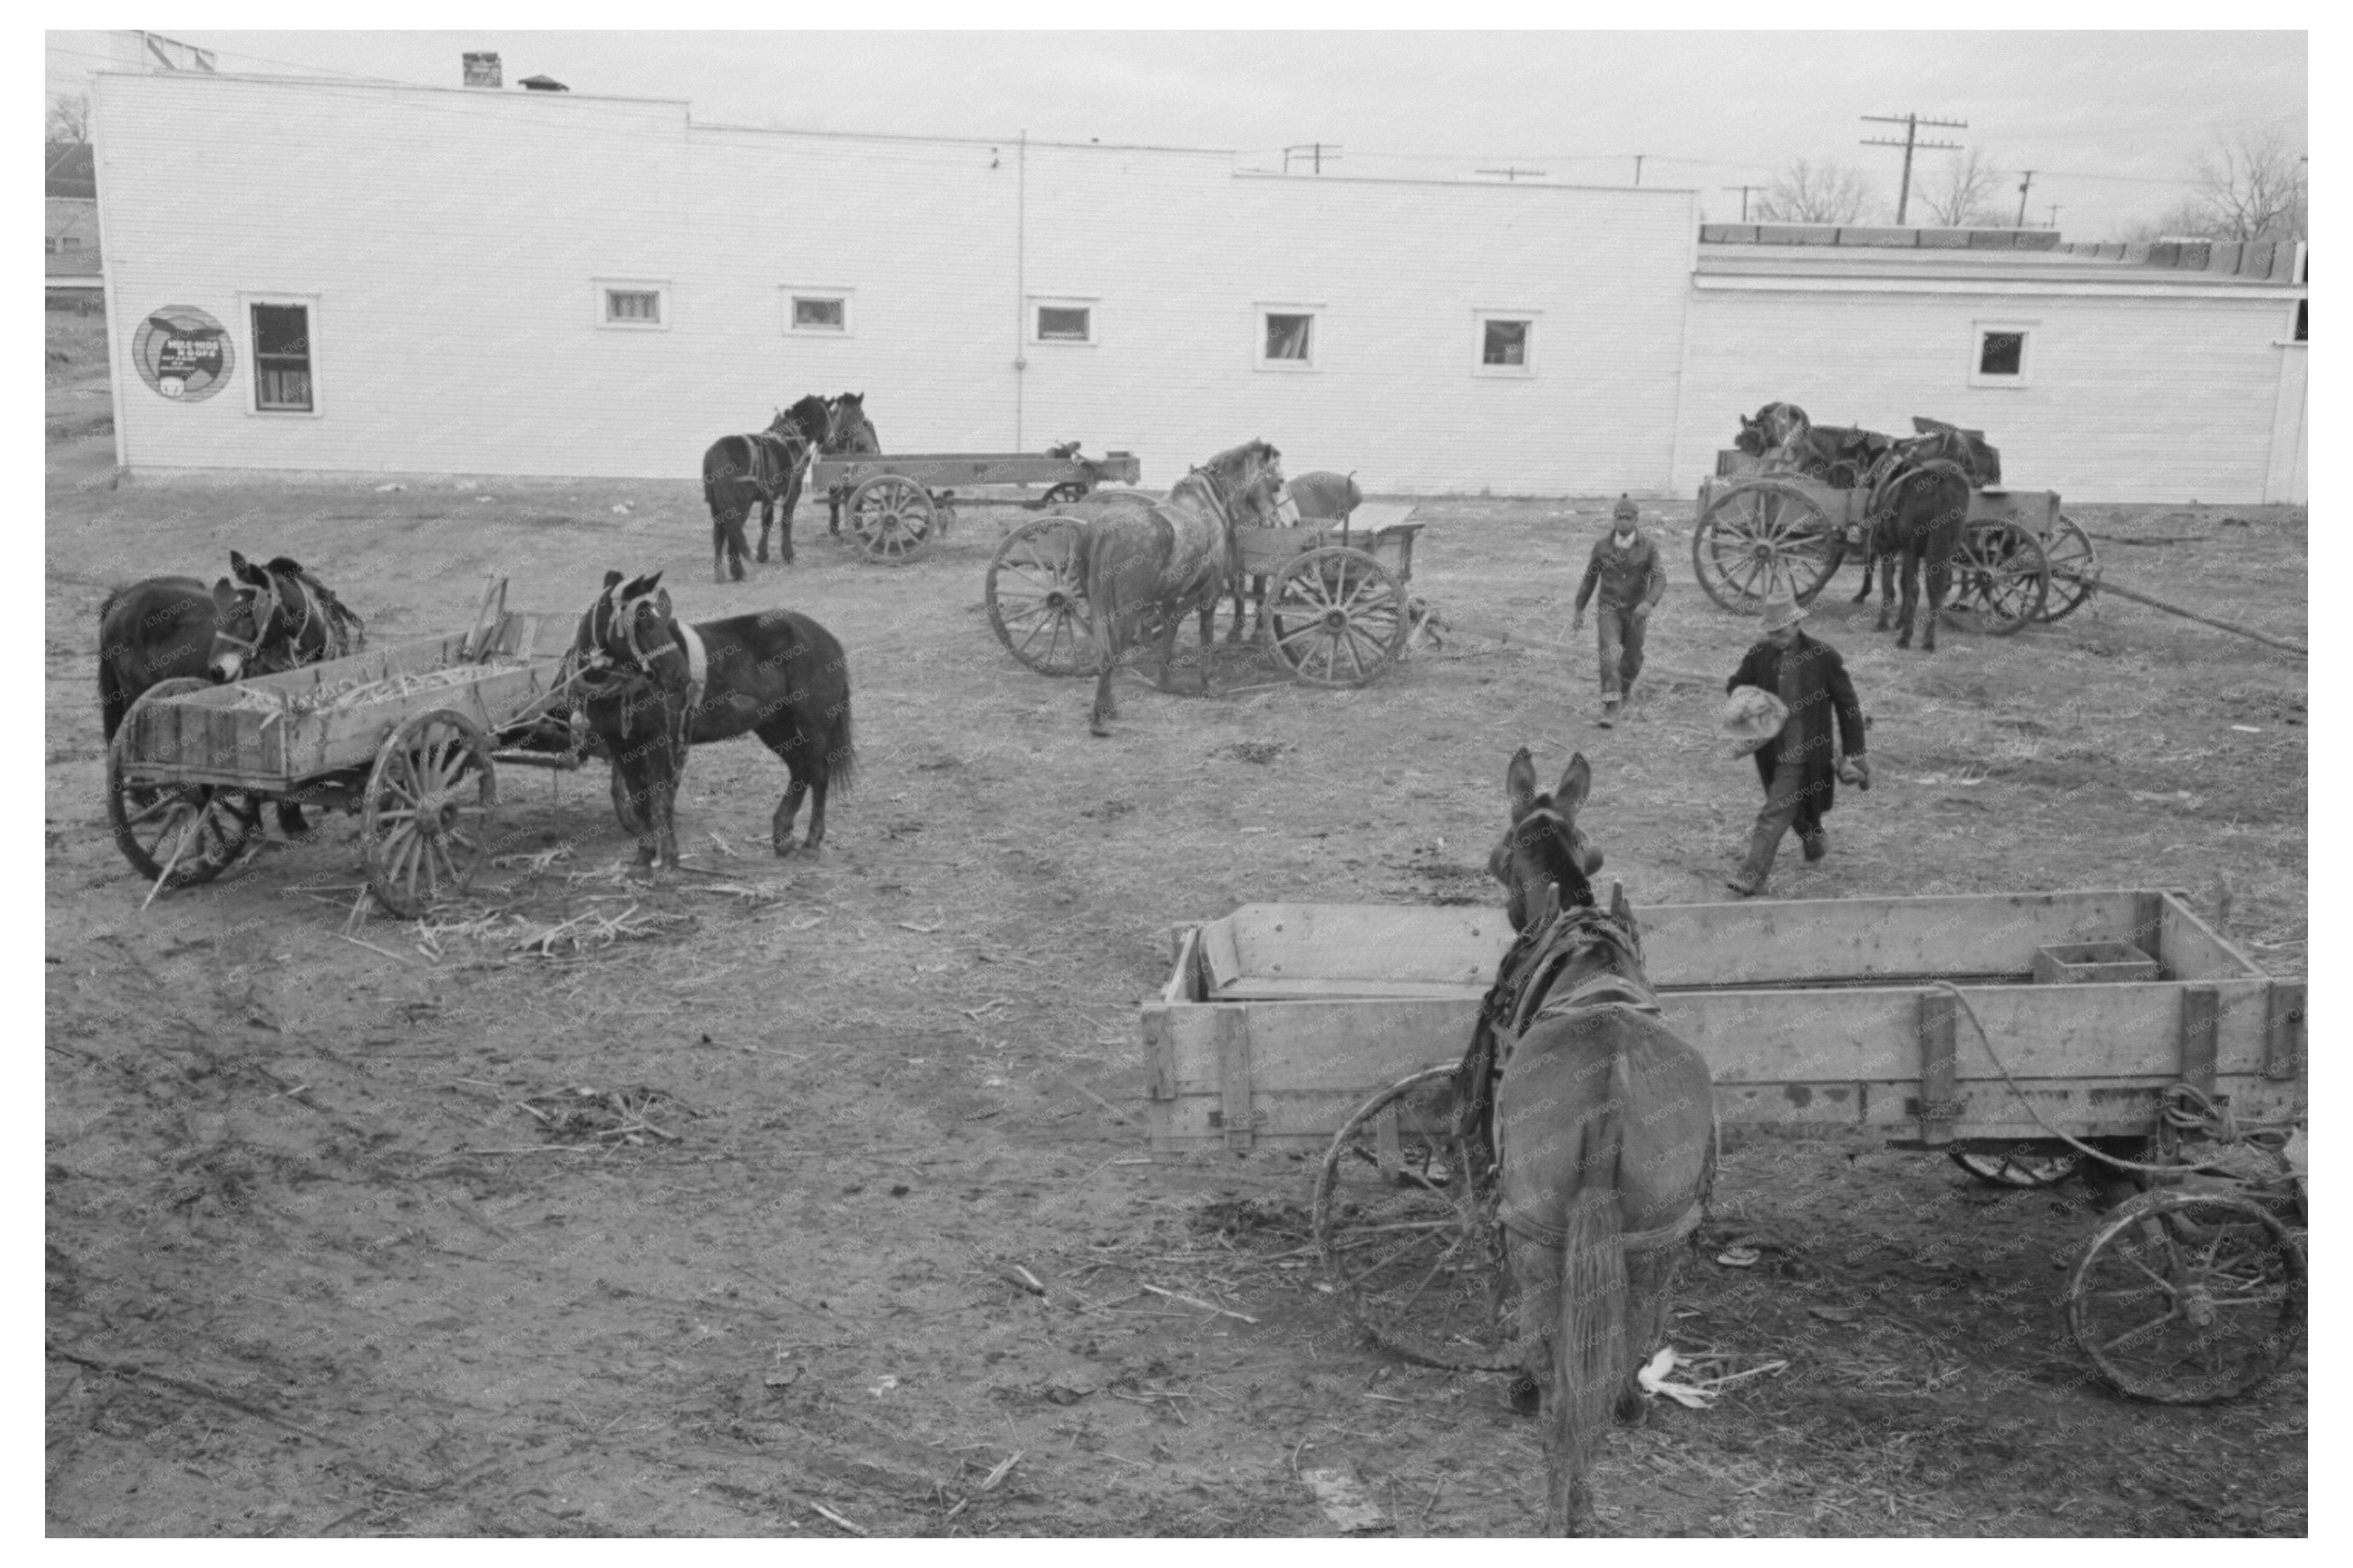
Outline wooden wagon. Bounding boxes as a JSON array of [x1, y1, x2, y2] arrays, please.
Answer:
[[813, 449, 1142, 564], [1691, 429, 2099, 632], [984, 501, 1430, 687], [1144, 889, 2307, 1403], [106, 581, 590, 917]]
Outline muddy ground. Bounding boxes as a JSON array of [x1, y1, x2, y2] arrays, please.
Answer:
[[45, 324, 2306, 1535]]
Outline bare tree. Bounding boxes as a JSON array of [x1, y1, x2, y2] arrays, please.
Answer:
[[1757, 159, 1873, 224], [1918, 147, 2004, 226], [47, 92, 89, 147], [2186, 125, 2306, 240]]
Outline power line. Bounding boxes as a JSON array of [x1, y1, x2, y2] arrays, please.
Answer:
[[1861, 112, 1968, 225], [1475, 166, 1548, 182]]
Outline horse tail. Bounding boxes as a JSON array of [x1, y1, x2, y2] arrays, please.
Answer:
[[1548, 1049, 1631, 1533], [827, 691, 856, 795]]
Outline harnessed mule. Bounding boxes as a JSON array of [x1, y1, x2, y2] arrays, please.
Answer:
[[206, 551, 365, 684], [702, 395, 833, 580], [1474, 748, 1718, 1537]]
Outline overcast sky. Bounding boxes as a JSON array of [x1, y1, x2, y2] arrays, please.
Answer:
[[47, 27, 2305, 236]]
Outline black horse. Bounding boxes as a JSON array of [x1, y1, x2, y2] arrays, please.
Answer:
[[702, 395, 834, 582], [820, 391, 882, 536], [206, 550, 365, 683], [570, 570, 856, 870], [97, 577, 216, 745], [1866, 460, 1972, 651]]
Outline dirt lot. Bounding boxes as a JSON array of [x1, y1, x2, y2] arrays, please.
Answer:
[[45, 357, 2306, 1535]]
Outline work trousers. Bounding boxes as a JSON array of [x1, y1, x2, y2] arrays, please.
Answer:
[[1593, 605, 1647, 700], [1738, 751, 1827, 887]]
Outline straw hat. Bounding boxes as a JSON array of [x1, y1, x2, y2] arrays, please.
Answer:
[[1720, 684, 1791, 756], [1759, 583, 1808, 632]]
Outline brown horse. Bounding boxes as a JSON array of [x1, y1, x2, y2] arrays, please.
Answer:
[[1867, 459, 1972, 651], [1483, 748, 1717, 1536], [1078, 440, 1296, 736], [1734, 401, 1810, 460], [206, 551, 365, 683], [702, 395, 833, 580]]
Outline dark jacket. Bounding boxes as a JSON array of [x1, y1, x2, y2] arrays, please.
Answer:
[[1574, 530, 1667, 613], [1728, 631, 1866, 812]]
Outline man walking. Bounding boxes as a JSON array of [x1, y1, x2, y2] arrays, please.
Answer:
[[1571, 495, 1666, 727], [1723, 584, 1870, 897]]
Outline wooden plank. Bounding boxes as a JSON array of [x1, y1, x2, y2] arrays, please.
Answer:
[[1221, 905, 1508, 989], [1161, 927, 1202, 1006], [1197, 916, 1246, 995], [2265, 981, 2306, 1081], [2179, 986, 2220, 1094], [1141, 1006, 1176, 1101], [2156, 891, 2265, 982], [1216, 1010, 1255, 1151], [1918, 990, 1958, 1145], [1212, 977, 1490, 1003]]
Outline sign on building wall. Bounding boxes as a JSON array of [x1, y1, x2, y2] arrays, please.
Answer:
[[133, 306, 233, 401]]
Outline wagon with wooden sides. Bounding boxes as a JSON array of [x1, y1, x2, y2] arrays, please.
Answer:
[[106, 581, 593, 917], [985, 502, 1431, 687], [813, 448, 1143, 564], [1691, 428, 2098, 633], [1145, 889, 2307, 1405]]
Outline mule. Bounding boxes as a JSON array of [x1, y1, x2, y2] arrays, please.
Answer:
[[206, 550, 365, 683], [702, 395, 834, 582], [1482, 748, 1717, 1537], [1733, 401, 1810, 460], [570, 570, 856, 870], [1079, 440, 1296, 737], [1867, 460, 1971, 651], [820, 392, 883, 537]]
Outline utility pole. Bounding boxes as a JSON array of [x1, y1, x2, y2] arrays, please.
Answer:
[[1282, 143, 1341, 174], [2045, 203, 2061, 231], [1633, 154, 1645, 186], [1476, 166, 1547, 182], [1722, 185, 1760, 221], [2014, 170, 2036, 228], [1861, 112, 1967, 225]]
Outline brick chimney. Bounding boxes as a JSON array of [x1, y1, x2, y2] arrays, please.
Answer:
[[463, 51, 501, 88]]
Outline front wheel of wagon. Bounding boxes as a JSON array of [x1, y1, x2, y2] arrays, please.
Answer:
[[1691, 479, 1844, 614], [986, 515, 1094, 676], [107, 677, 265, 890], [2067, 1188, 2305, 1405], [1266, 547, 1408, 687], [846, 474, 936, 565], [1313, 1064, 1522, 1372], [363, 709, 497, 918]]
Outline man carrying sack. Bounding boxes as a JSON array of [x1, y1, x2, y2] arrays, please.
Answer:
[[1571, 495, 1666, 727], [1721, 584, 1870, 898]]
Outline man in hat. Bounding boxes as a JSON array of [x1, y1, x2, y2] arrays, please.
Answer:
[[1571, 495, 1666, 727], [1723, 584, 1869, 897]]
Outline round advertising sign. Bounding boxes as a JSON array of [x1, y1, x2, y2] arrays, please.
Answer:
[[133, 306, 233, 402]]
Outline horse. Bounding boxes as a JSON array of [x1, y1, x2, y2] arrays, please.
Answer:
[[820, 392, 883, 537], [1078, 440, 1296, 737], [1480, 748, 1717, 1537], [1734, 401, 1810, 460], [206, 550, 365, 683], [97, 577, 216, 745], [569, 570, 856, 870], [702, 394, 834, 581], [1867, 459, 1972, 652], [1223, 467, 1359, 644]]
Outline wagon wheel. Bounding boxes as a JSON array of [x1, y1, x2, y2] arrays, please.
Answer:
[[846, 474, 936, 565], [2041, 513, 2099, 622], [1041, 480, 1089, 506], [1313, 1065, 1522, 1372], [1265, 547, 1409, 687], [2066, 1188, 2305, 1405], [106, 677, 265, 890], [1947, 1145, 2084, 1188], [1691, 479, 1844, 614], [361, 709, 497, 918], [1942, 519, 2049, 634], [986, 515, 1094, 676]]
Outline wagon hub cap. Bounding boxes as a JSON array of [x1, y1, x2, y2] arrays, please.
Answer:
[[1322, 607, 1350, 631], [2182, 1285, 2218, 1329], [415, 789, 454, 834]]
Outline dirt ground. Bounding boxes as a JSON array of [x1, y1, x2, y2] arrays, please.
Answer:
[[45, 322, 2307, 1536]]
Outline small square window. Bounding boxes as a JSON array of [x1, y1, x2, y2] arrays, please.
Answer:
[[793, 297, 845, 331], [1264, 313, 1314, 362], [1968, 321, 2035, 387], [1978, 332, 2024, 376], [596, 280, 670, 331], [2295, 299, 2308, 342], [1483, 320, 1528, 366], [1036, 305, 1092, 343], [607, 290, 661, 323]]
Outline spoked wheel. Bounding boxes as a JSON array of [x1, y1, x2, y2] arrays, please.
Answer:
[[1041, 481, 1089, 506], [846, 474, 936, 565], [986, 515, 1094, 676], [1948, 1145, 2084, 1188], [1313, 1065, 1522, 1371], [107, 677, 265, 891], [1942, 519, 2049, 634], [1265, 547, 1409, 687], [361, 709, 497, 918], [2041, 513, 2099, 622], [1692, 479, 1843, 614], [2067, 1188, 2305, 1404]]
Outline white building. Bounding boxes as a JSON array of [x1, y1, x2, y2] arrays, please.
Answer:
[[91, 66, 2306, 503]]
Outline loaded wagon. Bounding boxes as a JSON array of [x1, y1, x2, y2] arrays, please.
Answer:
[[1144, 889, 2306, 1404], [1691, 421, 2099, 633], [814, 448, 1142, 564], [106, 580, 590, 917]]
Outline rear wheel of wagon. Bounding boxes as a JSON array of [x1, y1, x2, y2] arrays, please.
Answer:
[[2041, 513, 2099, 622], [1313, 1064, 1522, 1372], [1941, 519, 2049, 634], [986, 515, 1094, 676], [2067, 1188, 2305, 1404], [846, 474, 936, 565], [107, 677, 265, 891], [1691, 479, 1843, 613], [362, 709, 497, 918], [1266, 547, 1408, 687]]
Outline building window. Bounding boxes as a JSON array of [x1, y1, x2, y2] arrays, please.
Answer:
[[1473, 311, 1540, 376], [2295, 299, 2308, 342], [595, 279, 670, 331], [1968, 320, 2036, 388], [250, 302, 314, 413], [1032, 301, 1095, 344], [784, 288, 854, 336], [1255, 305, 1322, 371]]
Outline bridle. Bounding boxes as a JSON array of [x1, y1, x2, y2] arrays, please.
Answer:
[[214, 564, 360, 674], [566, 581, 704, 771]]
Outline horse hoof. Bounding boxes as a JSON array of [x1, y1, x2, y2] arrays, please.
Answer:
[[772, 837, 798, 857]]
